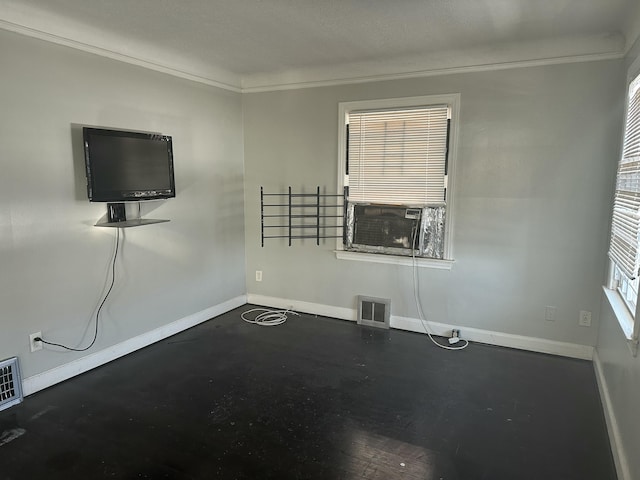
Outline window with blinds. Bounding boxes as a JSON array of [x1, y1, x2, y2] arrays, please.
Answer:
[[347, 106, 450, 205], [337, 94, 458, 263], [609, 72, 640, 319]]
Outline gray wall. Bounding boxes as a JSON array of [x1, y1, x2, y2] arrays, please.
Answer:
[[0, 20, 633, 477], [243, 60, 624, 346], [596, 304, 640, 479], [0, 29, 246, 378], [595, 38, 640, 480]]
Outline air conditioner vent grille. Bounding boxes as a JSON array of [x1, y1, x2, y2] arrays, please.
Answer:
[[0, 357, 23, 412], [353, 205, 418, 249]]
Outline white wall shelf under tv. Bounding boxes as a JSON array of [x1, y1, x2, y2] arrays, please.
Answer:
[[95, 218, 170, 228]]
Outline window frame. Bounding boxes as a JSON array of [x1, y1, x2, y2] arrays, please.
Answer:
[[605, 57, 640, 354], [335, 94, 460, 269]]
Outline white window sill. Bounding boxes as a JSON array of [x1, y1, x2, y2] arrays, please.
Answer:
[[334, 250, 454, 270], [602, 286, 635, 340]]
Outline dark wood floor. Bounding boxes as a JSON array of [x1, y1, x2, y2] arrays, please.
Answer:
[[0, 305, 616, 479]]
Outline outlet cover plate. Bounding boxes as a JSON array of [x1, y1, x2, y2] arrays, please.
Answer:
[[545, 306, 556, 321], [29, 332, 42, 352], [579, 311, 592, 327]]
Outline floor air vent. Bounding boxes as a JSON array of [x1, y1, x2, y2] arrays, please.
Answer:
[[0, 357, 23, 412], [357, 296, 391, 329]]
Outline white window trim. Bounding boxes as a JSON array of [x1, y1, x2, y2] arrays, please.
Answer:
[[603, 286, 635, 340], [335, 250, 454, 269], [335, 94, 461, 268], [605, 54, 640, 356], [603, 286, 639, 357]]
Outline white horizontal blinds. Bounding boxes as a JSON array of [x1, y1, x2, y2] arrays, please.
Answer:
[[610, 74, 640, 280], [348, 105, 449, 205]]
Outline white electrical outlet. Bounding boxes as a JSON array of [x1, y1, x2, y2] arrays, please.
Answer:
[[448, 329, 461, 344], [579, 310, 592, 327], [255, 270, 263, 282], [545, 306, 556, 321], [29, 332, 43, 352]]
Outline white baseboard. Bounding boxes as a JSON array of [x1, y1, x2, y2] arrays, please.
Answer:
[[247, 294, 594, 360], [394, 315, 594, 359], [593, 350, 630, 480], [247, 294, 355, 322], [22, 295, 247, 396]]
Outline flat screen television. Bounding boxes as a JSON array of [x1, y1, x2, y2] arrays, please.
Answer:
[[83, 127, 175, 202]]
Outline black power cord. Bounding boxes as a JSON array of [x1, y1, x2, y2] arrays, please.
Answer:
[[36, 228, 120, 351]]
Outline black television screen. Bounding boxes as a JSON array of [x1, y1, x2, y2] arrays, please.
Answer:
[[83, 127, 175, 202]]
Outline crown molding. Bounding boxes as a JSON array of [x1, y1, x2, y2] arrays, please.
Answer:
[[240, 32, 625, 92], [240, 51, 625, 93], [0, 19, 242, 93], [0, 17, 626, 95], [624, 3, 640, 56]]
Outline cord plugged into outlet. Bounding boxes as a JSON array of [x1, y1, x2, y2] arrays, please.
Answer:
[[34, 228, 120, 352], [29, 332, 43, 352], [410, 226, 468, 351]]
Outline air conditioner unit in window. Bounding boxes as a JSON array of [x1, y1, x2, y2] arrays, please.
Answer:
[[349, 204, 422, 256]]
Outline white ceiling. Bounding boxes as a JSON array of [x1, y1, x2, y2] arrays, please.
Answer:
[[1, 0, 639, 92]]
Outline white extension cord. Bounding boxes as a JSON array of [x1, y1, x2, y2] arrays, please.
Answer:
[[411, 227, 469, 351], [241, 307, 299, 326]]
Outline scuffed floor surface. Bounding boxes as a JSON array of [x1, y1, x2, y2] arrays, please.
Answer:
[[0, 305, 617, 479]]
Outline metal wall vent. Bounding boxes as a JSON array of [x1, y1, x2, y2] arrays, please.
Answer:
[[0, 357, 23, 412], [357, 296, 391, 329]]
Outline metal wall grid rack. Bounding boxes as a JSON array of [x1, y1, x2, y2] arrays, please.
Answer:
[[260, 186, 346, 246]]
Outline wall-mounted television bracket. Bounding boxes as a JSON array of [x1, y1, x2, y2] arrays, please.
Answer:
[[95, 202, 169, 228]]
